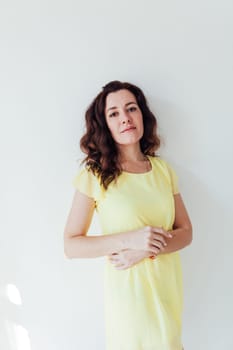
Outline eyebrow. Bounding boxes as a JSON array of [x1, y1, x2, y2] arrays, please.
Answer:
[[106, 101, 137, 112]]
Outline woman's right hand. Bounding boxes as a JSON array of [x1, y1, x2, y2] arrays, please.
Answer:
[[126, 226, 173, 255]]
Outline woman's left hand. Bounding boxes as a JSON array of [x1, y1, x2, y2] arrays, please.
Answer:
[[108, 249, 155, 270]]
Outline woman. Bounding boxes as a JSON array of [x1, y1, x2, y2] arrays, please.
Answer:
[[64, 80, 192, 350]]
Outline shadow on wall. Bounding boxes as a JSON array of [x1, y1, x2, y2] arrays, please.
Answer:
[[0, 283, 32, 350]]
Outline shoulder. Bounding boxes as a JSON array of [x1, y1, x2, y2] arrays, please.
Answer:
[[149, 155, 173, 170], [72, 166, 102, 200], [149, 155, 180, 194], [73, 166, 98, 184]]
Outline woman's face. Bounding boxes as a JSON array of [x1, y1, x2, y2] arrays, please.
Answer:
[[104, 89, 144, 146]]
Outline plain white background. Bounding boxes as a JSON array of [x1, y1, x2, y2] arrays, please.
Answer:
[[1, 0, 233, 349]]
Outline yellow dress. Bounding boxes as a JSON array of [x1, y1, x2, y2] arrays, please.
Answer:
[[72, 156, 183, 350]]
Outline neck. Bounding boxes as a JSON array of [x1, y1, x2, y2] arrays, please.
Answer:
[[117, 143, 145, 163]]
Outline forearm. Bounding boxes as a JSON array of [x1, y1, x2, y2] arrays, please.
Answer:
[[64, 232, 131, 259], [160, 227, 193, 254]]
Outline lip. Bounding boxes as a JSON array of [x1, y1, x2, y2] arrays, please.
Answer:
[[121, 126, 136, 133]]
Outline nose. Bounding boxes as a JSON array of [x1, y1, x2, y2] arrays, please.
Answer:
[[120, 111, 131, 124]]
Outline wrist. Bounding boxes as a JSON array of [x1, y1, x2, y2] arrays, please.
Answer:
[[118, 230, 134, 250]]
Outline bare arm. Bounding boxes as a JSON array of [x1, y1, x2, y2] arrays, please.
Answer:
[[160, 193, 193, 254], [63, 190, 171, 259], [63, 190, 129, 258]]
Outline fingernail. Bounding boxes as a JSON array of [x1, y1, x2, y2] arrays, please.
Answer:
[[169, 233, 173, 237]]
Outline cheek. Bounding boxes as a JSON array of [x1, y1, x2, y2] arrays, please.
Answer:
[[137, 114, 144, 132], [107, 118, 118, 130], [107, 121, 119, 139]]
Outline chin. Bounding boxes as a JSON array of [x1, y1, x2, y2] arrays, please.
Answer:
[[117, 137, 142, 146]]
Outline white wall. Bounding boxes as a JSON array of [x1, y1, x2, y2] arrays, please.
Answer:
[[1, 0, 233, 349]]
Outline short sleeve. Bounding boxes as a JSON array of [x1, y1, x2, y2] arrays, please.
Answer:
[[72, 167, 101, 202], [164, 161, 180, 195]]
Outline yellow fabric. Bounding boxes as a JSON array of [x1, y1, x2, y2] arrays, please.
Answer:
[[72, 156, 183, 350]]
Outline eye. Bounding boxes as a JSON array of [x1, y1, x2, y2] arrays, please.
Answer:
[[128, 106, 137, 112], [109, 111, 118, 117]]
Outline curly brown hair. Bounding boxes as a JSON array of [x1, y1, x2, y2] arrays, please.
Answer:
[[79, 80, 161, 189]]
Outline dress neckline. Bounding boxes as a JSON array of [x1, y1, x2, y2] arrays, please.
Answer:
[[121, 155, 154, 175]]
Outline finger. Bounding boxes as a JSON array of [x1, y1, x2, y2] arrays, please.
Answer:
[[109, 252, 119, 257], [152, 234, 167, 246], [152, 227, 173, 238], [115, 262, 125, 268], [149, 255, 156, 260], [152, 240, 165, 250], [149, 251, 157, 258], [111, 255, 120, 260], [109, 256, 119, 263], [149, 245, 160, 255]]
